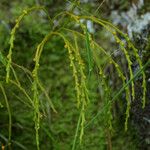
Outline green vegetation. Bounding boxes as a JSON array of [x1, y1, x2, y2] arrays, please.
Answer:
[[0, 0, 149, 150]]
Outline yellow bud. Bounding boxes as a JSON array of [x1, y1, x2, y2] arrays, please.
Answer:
[[99, 71, 102, 75], [116, 39, 120, 43], [70, 63, 73, 67], [112, 31, 116, 35], [23, 10, 28, 15], [64, 44, 67, 48], [33, 58, 36, 62], [36, 63, 39, 67], [109, 60, 112, 64], [115, 64, 119, 68], [121, 42, 125, 47], [103, 75, 106, 79]]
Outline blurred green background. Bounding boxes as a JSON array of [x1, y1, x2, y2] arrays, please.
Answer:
[[0, 0, 150, 149]]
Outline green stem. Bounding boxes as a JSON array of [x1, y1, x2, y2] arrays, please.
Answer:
[[0, 83, 12, 148], [72, 109, 82, 150]]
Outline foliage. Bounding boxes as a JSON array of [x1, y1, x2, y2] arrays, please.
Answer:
[[0, 1, 149, 150]]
